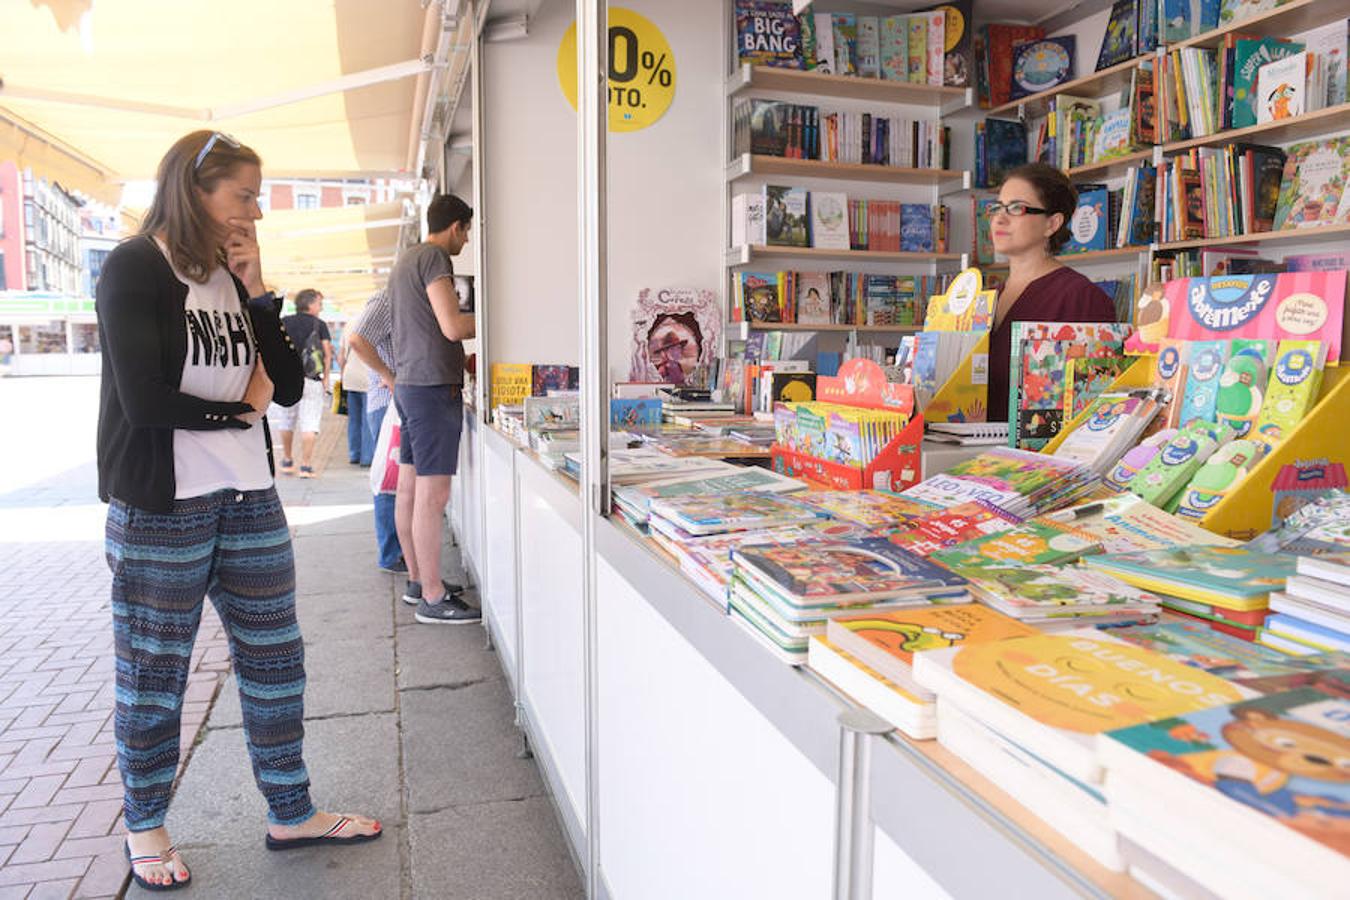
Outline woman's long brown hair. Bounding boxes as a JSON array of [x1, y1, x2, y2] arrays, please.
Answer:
[[139, 131, 261, 284]]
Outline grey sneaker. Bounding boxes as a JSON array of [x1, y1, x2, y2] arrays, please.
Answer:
[[415, 594, 482, 625], [402, 579, 464, 606]]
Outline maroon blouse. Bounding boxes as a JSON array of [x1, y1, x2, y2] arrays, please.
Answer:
[[986, 266, 1118, 422]]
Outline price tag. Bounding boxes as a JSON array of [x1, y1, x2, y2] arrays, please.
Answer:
[[557, 7, 676, 132]]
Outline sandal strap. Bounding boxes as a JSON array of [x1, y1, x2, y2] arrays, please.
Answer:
[[129, 845, 181, 866], [320, 816, 350, 838]]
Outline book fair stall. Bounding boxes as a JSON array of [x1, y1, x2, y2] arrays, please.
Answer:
[[450, 0, 1350, 897]]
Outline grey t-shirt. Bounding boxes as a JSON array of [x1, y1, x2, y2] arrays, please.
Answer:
[[390, 242, 464, 386]]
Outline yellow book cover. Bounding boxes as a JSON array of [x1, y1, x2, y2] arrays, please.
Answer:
[[810, 636, 929, 706], [490, 363, 532, 410]]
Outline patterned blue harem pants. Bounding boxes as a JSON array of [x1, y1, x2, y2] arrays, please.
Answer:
[[105, 487, 314, 831]]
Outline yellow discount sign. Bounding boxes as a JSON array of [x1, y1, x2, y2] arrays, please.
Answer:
[[557, 7, 676, 132]]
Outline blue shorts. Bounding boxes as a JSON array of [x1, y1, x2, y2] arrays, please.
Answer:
[[394, 384, 464, 476]]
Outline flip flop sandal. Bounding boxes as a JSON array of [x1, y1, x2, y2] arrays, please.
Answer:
[[265, 816, 383, 851], [125, 841, 191, 892], [298, 466, 316, 479]]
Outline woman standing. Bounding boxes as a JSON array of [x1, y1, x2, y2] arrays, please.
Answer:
[[984, 162, 1118, 422], [97, 131, 381, 891]]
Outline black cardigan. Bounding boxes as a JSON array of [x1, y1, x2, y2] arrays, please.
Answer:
[[96, 235, 306, 512]]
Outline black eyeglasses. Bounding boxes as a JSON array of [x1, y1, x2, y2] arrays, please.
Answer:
[[984, 201, 1048, 218], [194, 132, 241, 170]]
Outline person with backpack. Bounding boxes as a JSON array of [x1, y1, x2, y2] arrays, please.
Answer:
[[267, 287, 332, 477]]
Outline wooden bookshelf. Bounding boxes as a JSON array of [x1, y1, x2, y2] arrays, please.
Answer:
[[1066, 148, 1155, 180], [1168, 0, 1350, 51], [1163, 101, 1350, 154], [1155, 222, 1350, 252], [726, 154, 967, 186], [986, 53, 1152, 119], [727, 245, 962, 266], [727, 63, 970, 108]]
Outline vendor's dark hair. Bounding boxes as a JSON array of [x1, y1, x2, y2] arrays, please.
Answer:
[[428, 193, 473, 233], [1005, 162, 1077, 253]]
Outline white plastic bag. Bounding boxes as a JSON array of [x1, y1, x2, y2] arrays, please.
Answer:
[[369, 403, 401, 496]]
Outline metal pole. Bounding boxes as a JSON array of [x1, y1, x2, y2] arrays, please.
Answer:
[[833, 708, 892, 900], [577, 0, 608, 894]]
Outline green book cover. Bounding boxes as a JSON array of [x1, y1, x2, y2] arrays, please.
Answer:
[[1231, 38, 1303, 130]]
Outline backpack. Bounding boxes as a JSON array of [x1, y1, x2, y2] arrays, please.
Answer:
[[300, 328, 325, 380]]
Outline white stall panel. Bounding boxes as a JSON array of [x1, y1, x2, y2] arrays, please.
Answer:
[[596, 559, 836, 899], [873, 826, 952, 900], [517, 462, 587, 833], [480, 433, 519, 684]]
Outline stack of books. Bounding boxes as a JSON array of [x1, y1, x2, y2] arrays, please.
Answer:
[[1098, 675, 1350, 896], [1262, 553, 1350, 656], [913, 630, 1252, 871], [727, 537, 969, 664], [808, 604, 1036, 738], [610, 465, 805, 528], [950, 563, 1161, 627], [648, 492, 829, 540], [563, 448, 730, 485], [792, 489, 938, 532], [1086, 545, 1300, 641], [1051, 392, 1165, 476], [1106, 619, 1349, 684], [886, 500, 1024, 556], [901, 447, 1100, 518]]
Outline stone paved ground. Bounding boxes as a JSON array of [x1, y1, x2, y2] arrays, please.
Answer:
[[0, 377, 581, 899]]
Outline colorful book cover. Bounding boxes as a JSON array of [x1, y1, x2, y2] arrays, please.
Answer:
[[1096, 0, 1138, 70], [1010, 37, 1075, 101], [1108, 620, 1348, 681], [609, 397, 662, 428], [490, 362, 532, 410], [531, 364, 572, 396], [879, 16, 909, 81], [899, 204, 934, 252], [931, 519, 1101, 574], [1174, 439, 1265, 520], [809, 191, 849, 251], [983, 118, 1029, 188], [1178, 340, 1232, 426], [887, 500, 1024, 556], [812, 12, 836, 75], [924, 0, 974, 87], [523, 395, 579, 429], [1056, 495, 1238, 554], [765, 185, 809, 247], [734, 537, 968, 605], [906, 14, 927, 84], [1100, 429, 1174, 496], [1214, 339, 1273, 438], [1053, 394, 1148, 469], [1086, 545, 1298, 610], [924, 10, 946, 87], [741, 271, 782, 323], [794, 490, 938, 531], [1254, 51, 1306, 123], [832, 13, 858, 76], [1128, 418, 1228, 506], [1252, 339, 1326, 451], [828, 603, 1035, 678], [984, 24, 1045, 108], [1064, 186, 1110, 254], [1163, 272, 1347, 371], [651, 491, 825, 536], [735, 1, 805, 69], [856, 15, 881, 78], [1232, 38, 1303, 129], [1272, 138, 1350, 230], [613, 467, 804, 521], [1007, 322, 1135, 444], [1101, 682, 1350, 857], [961, 562, 1162, 612]]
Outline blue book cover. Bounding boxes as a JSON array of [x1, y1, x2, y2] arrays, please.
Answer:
[[734, 536, 969, 606], [1063, 185, 1110, 253], [817, 351, 842, 377], [1010, 37, 1075, 100], [1178, 340, 1231, 425], [1162, 0, 1191, 42], [900, 204, 934, 252], [1086, 545, 1297, 607], [736, 0, 805, 69], [983, 118, 1028, 188], [610, 398, 662, 428]]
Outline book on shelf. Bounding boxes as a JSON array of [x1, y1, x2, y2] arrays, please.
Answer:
[[1096, 0, 1140, 71], [1254, 51, 1308, 123], [811, 12, 835, 74], [1009, 36, 1075, 102], [1064, 184, 1111, 253], [765, 185, 810, 248], [735, 1, 805, 69], [1272, 137, 1350, 230], [832, 13, 859, 77], [809, 191, 848, 250], [923, 0, 974, 87], [976, 23, 1045, 109], [731, 192, 765, 248], [974, 118, 1027, 188], [856, 15, 881, 79]]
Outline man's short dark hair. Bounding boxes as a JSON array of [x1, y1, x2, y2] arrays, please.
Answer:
[[428, 194, 473, 234], [294, 288, 322, 313]]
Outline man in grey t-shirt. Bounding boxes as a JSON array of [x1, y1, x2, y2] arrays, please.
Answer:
[[389, 194, 479, 626]]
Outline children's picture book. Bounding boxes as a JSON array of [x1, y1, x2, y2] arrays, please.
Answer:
[[1254, 52, 1307, 123], [906, 14, 927, 84], [1095, 0, 1138, 70], [734, 537, 968, 606], [1214, 339, 1273, 438], [490, 362, 533, 410], [740, 272, 782, 323], [1272, 137, 1350, 230], [650, 491, 825, 536], [1085, 545, 1299, 611], [796, 272, 832, 325], [609, 397, 662, 428], [809, 191, 849, 250], [1063, 185, 1110, 254], [879, 15, 909, 81], [1162, 271, 1347, 363], [531, 364, 572, 396], [1107, 620, 1346, 681], [807, 636, 936, 737], [1174, 439, 1265, 520], [959, 562, 1163, 619], [923, 0, 973, 87], [832, 13, 859, 76], [856, 15, 881, 78], [924, 9, 946, 87], [629, 287, 720, 389], [827, 603, 1035, 693], [1056, 495, 1238, 554], [887, 500, 1024, 556], [899, 204, 934, 252], [913, 631, 1249, 784], [1252, 339, 1327, 450], [794, 490, 938, 531], [930, 519, 1101, 574], [765, 185, 810, 247], [983, 23, 1045, 108], [812, 12, 836, 75], [735, 1, 805, 69], [1128, 418, 1229, 507], [981, 118, 1029, 188], [1010, 37, 1075, 100], [1232, 37, 1305, 129], [1178, 340, 1232, 426], [612, 466, 804, 524], [1099, 681, 1350, 862]]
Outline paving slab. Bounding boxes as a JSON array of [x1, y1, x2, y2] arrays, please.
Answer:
[[409, 799, 583, 900], [401, 679, 543, 813], [295, 588, 396, 642], [395, 621, 502, 692], [209, 636, 396, 728]]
